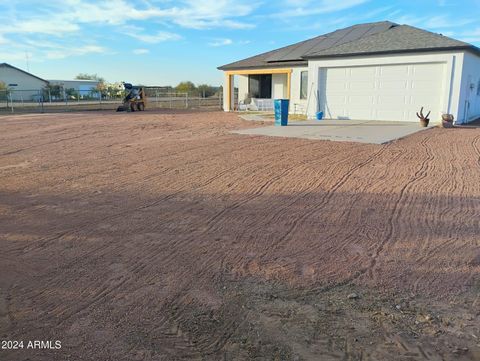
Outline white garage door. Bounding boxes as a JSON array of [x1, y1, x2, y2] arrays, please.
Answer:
[[320, 63, 447, 121]]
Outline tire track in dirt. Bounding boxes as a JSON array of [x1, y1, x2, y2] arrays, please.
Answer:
[[92, 142, 331, 281], [366, 134, 435, 282], [315, 145, 407, 263], [72, 142, 372, 352], [409, 132, 480, 293], [255, 143, 390, 265], [6, 136, 273, 254], [473, 134, 480, 168], [0, 129, 115, 157], [149, 144, 372, 273], [144, 143, 385, 346], [13, 140, 326, 321]]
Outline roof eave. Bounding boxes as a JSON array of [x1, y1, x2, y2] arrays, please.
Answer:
[[218, 61, 308, 71]]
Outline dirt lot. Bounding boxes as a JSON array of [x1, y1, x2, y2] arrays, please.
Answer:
[[0, 110, 479, 361]]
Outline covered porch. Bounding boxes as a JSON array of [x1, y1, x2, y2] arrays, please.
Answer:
[[223, 68, 292, 112]]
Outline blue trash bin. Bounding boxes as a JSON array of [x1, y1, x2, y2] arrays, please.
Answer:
[[274, 99, 289, 126]]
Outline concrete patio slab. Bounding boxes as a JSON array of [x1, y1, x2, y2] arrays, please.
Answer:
[[233, 119, 434, 144]]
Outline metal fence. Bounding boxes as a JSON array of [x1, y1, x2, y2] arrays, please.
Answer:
[[0, 87, 223, 114]]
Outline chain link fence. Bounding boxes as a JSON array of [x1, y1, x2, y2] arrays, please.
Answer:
[[0, 87, 223, 114]]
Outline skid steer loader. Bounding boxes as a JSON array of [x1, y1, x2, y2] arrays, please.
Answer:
[[116, 83, 146, 112]]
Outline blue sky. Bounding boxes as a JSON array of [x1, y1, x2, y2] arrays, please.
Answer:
[[1, 0, 479, 87]]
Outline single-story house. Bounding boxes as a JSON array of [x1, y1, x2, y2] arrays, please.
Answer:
[[0, 63, 48, 101], [218, 21, 480, 124]]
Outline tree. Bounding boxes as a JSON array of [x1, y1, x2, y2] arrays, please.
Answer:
[[75, 73, 105, 82], [65, 88, 79, 99], [42, 84, 63, 101], [197, 84, 216, 98], [0, 81, 7, 101], [75, 73, 106, 94], [175, 81, 196, 93]]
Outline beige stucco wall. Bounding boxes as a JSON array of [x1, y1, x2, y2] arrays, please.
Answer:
[[272, 74, 286, 99], [289, 67, 308, 114]]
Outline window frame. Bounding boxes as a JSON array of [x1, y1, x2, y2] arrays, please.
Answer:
[[300, 71, 308, 100]]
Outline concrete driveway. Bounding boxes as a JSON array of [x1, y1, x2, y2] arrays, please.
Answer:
[[233, 119, 433, 144]]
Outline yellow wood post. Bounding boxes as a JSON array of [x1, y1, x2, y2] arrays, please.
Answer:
[[225, 73, 233, 111]]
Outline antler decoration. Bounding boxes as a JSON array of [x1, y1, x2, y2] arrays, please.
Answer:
[[416, 107, 431, 121]]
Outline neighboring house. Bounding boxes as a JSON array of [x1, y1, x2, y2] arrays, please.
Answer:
[[48, 79, 100, 94], [0, 63, 48, 101], [219, 21, 480, 124]]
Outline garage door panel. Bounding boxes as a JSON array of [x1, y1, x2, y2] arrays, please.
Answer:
[[412, 79, 443, 91], [324, 95, 347, 105], [377, 94, 409, 104], [412, 63, 444, 78], [378, 80, 409, 91], [348, 95, 375, 105], [320, 63, 446, 121], [379, 66, 410, 78], [350, 81, 376, 91], [325, 82, 347, 92], [350, 67, 377, 78]]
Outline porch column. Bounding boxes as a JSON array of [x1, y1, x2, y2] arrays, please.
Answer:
[[224, 73, 234, 112]]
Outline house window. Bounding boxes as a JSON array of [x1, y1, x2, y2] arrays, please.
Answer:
[[248, 74, 272, 98], [300, 71, 308, 99]]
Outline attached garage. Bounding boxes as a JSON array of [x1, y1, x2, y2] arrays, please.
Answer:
[[320, 63, 447, 122], [219, 21, 480, 124]]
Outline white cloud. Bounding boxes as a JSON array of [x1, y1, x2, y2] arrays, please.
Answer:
[[127, 31, 182, 43], [11, 18, 80, 35], [0, 0, 259, 62], [0, 0, 258, 35], [45, 45, 107, 59], [274, 0, 369, 17], [133, 48, 150, 55], [208, 38, 252, 47], [209, 38, 233, 47]]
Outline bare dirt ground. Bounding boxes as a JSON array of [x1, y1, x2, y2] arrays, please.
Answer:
[[0, 110, 479, 361]]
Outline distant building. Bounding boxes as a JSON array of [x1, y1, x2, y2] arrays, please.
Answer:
[[0, 63, 102, 101], [0, 63, 48, 101], [48, 79, 100, 93]]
